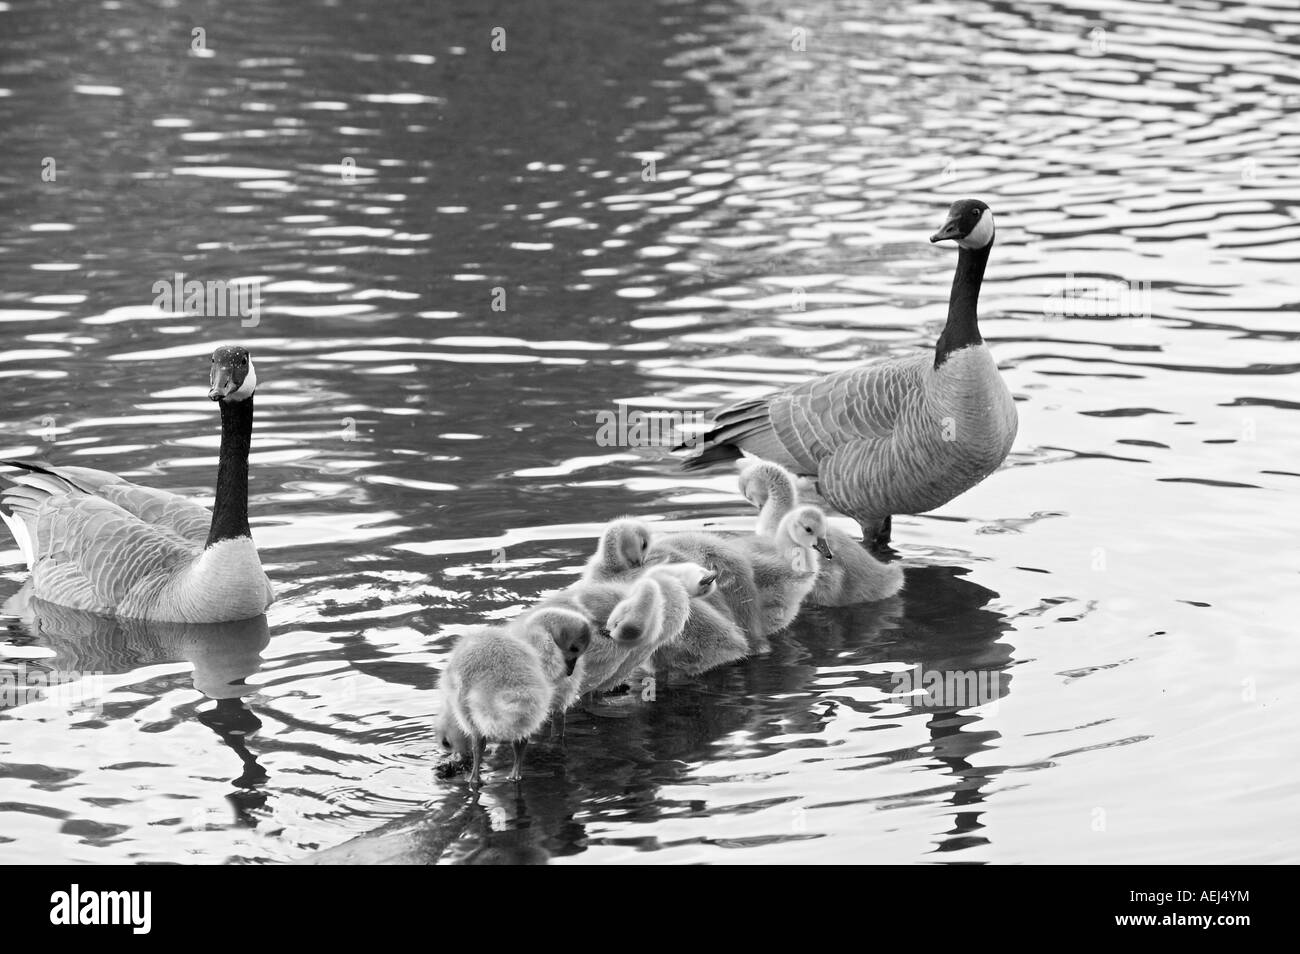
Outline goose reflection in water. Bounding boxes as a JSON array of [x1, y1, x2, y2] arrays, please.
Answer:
[[308, 560, 1013, 864], [3, 592, 272, 810]]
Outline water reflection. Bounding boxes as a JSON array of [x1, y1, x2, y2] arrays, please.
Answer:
[[3, 597, 271, 799]]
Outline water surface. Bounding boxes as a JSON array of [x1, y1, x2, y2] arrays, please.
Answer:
[[0, 0, 1296, 864]]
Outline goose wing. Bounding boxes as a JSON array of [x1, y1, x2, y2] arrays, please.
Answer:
[[687, 353, 928, 474], [0, 461, 211, 545], [27, 493, 198, 612]]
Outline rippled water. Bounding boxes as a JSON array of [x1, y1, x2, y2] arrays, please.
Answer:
[[1, 0, 1297, 864]]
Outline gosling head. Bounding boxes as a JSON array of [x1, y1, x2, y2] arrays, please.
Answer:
[[605, 577, 664, 646], [648, 561, 717, 598], [782, 506, 834, 560], [738, 461, 797, 509], [930, 198, 994, 251], [597, 518, 652, 573], [437, 707, 471, 758], [738, 462, 774, 508], [527, 608, 594, 676], [209, 344, 257, 403]]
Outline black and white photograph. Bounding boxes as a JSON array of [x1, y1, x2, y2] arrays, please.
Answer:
[[0, 0, 1292, 888]]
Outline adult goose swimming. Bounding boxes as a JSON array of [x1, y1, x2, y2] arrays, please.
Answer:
[[0, 344, 274, 623], [678, 198, 1018, 549]]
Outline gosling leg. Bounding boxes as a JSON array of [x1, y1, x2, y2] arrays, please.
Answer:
[[468, 734, 486, 787], [507, 738, 529, 782]]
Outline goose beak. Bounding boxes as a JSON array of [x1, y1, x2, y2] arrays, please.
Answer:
[[930, 217, 963, 243], [209, 366, 234, 401], [814, 538, 834, 560]]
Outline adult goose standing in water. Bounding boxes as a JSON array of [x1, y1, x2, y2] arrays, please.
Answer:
[[679, 198, 1018, 549], [0, 344, 274, 623]]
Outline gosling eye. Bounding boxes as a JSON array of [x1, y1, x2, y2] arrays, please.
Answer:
[[440, 736, 451, 749]]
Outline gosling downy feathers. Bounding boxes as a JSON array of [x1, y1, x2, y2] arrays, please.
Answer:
[[597, 562, 715, 693], [680, 198, 1018, 549], [742, 461, 903, 606], [580, 518, 652, 585], [739, 505, 832, 635], [646, 529, 763, 643], [0, 345, 273, 623], [437, 625, 553, 785], [534, 580, 632, 694], [650, 586, 749, 680], [509, 606, 594, 712]]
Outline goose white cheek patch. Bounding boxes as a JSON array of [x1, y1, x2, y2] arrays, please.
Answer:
[[227, 359, 257, 400], [957, 209, 995, 249]]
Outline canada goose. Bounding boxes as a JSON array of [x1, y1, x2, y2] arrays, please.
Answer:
[[680, 199, 1018, 549], [597, 561, 716, 693], [581, 518, 652, 584], [738, 505, 832, 635], [741, 461, 903, 606], [0, 345, 274, 623], [437, 625, 553, 785], [646, 530, 763, 643]]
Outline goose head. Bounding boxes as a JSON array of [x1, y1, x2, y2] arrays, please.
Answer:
[[605, 576, 664, 646], [647, 561, 717, 598], [782, 506, 834, 560], [528, 607, 594, 676], [597, 518, 652, 574], [209, 345, 257, 402], [930, 198, 994, 251]]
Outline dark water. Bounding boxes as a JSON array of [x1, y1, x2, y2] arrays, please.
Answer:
[[0, 0, 1296, 863]]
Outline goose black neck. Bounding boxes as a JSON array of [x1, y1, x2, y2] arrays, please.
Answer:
[[934, 241, 990, 369], [206, 397, 253, 548]]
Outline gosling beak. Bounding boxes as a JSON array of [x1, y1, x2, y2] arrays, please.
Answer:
[[564, 657, 578, 676], [930, 216, 964, 244], [813, 538, 834, 560], [598, 627, 612, 640], [699, 572, 717, 595]]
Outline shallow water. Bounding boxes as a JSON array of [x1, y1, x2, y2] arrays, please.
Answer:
[[0, 0, 1296, 864]]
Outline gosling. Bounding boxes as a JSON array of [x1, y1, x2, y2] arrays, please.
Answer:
[[437, 622, 585, 786], [581, 518, 653, 584], [737, 505, 832, 635], [741, 461, 902, 605]]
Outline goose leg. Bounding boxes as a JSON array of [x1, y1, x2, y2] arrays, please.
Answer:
[[861, 516, 891, 551], [507, 738, 529, 782], [550, 709, 566, 743]]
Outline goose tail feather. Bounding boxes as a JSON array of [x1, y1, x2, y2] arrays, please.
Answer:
[[677, 398, 775, 471], [0, 508, 35, 569]]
